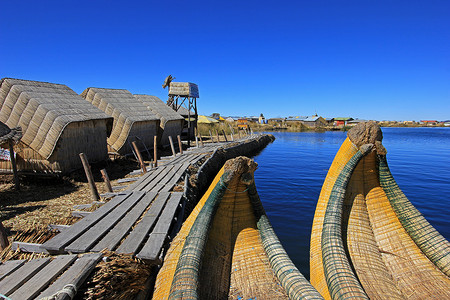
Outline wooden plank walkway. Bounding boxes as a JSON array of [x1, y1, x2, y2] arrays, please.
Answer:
[[36, 140, 221, 261], [0, 253, 101, 300], [17, 137, 256, 262]]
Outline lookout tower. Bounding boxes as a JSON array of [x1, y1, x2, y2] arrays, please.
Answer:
[[163, 75, 199, 146]]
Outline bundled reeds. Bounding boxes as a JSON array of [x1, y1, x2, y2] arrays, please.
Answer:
[[81, 88, 160, 155], [310, 121, 450, 299], [0, 78, 113, 173], [154, 156, 322, 299]]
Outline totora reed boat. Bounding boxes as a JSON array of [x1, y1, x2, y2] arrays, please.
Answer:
[[310, 121, 450, 300], [153, 156, 323, 299]]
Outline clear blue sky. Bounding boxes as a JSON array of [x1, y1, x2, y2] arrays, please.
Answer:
[[1, 1, 449, 121]]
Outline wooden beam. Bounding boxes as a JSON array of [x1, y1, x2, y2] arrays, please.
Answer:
[[79, 153, 100, 201], [0, 221, 9, 251], [168, 136, 176, 157], [154, 135, 158, 168], [177, 135, 183, 155], [8, 140, 19, 190], [100, 169, 113, 193], [132, 141, 147, 174], [222, 130, 228, 142]]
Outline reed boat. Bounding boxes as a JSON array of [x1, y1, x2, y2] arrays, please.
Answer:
[[310, 121, 450, 300], [153, 156, 323, 299]]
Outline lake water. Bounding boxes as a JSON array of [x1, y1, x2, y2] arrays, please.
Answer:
[[252, 127, 450, 279]]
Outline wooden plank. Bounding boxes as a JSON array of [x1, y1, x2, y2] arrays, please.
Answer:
[[129, 165, 152, 176], [126, 166, 166, 191], [73, 202, 104, 210], [65, 191, 146, 253], [38, 253, 102, 300], [100, 191, 130, 198], [0, 257, 51, 296], [9, 254, 77, 300], [41, 193, 132, 252], [136, 193, 183, 261], [116, 192, 170, 255], [48, 224, 71, 232], [72, 211, 91, 218], [117, 177, 138, 183], [91, 192, 158, 252], [136, 165, 175, 192], [112, 185, 128, 191], [0, 260, 25, 280], [158, 161, 191, 193], [149, 163, 185, 193], [11, 242, 49, 254]]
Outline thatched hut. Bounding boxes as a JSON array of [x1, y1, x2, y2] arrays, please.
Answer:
[[81, 88, 160, 155], [134, 94, 184, 146], [0, 78, 113, 173]]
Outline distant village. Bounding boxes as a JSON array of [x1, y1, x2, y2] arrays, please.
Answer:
[[198, 113, 450, 130]]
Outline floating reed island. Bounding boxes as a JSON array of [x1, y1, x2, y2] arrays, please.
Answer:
[[154, 156, 323, 300], [310, 121, 450, 299]]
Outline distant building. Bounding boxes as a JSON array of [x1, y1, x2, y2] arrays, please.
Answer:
[[286, 116, 307, 122], [300, 115, 326, 128], [258, 113, 266, 124], [333, 117, 354, 126], [348, 119, 369, 126], [420, 120, 438, 126]]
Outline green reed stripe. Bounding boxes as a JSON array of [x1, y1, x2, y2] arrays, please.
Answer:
[[168, 173, 230, 300], [248, 182, 324, 300], [378, 155, 450, 277], [322, 149, 369, 300]]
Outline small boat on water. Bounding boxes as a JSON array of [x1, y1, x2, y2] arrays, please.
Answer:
[[310, 121, 450, 300], [153, 156, 323, 299]]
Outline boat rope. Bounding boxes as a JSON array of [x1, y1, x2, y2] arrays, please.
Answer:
[[218, 178, 249, 194]]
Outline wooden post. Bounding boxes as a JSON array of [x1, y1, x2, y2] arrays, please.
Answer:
[[198, 134, 204, 146], [222, 130, 228, 142], [215, 129, 220, 142], [0, 222, 9, 251], [132, 141, 147, 174], [154, 136, 158, 168], [209, 130, 213, 143], [79, 153, 100, 201], [8, 140, 19, 190], [238, 130, 242, 139], [100, 169, 113, 193], [168, 136, 176, 157], [177, 135, 183, 154], [195, 136, 199, 148]]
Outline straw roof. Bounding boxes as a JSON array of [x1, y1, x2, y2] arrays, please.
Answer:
[[0, 78, 113, 159], [134, 94, 183, 124], [81, 88, 160, 152], [0, 121, 22, 146]]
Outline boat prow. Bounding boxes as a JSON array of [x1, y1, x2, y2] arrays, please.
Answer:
[[154, 156, 323, 299], [310, 121, 450, 299]]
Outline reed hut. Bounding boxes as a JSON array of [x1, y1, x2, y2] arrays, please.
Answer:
[[134, 94, 184, 146], [0, 78, 113, 173], [81, 88, 160, 155]]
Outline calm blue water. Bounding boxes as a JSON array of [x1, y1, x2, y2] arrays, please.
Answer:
[[253, 127, 450, 279]]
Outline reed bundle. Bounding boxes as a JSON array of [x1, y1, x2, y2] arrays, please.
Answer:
[[310, 121, 450, 299], [154, 156, 322, 299]]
